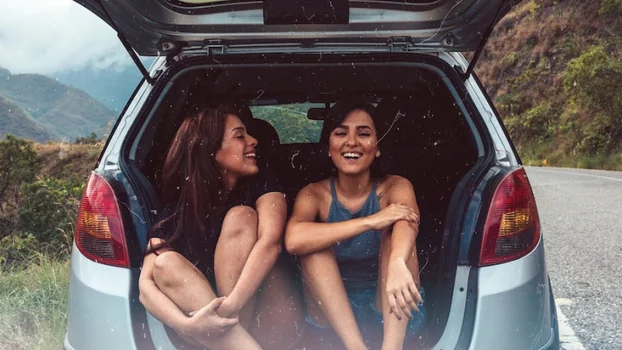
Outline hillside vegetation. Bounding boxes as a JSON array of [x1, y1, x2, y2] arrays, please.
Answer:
[[0, 67, 115, 142], [476, 0, 622, 169], [0, 135, 101, 350]]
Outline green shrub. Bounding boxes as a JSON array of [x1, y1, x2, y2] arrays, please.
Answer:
[[0, 234, 38, 269], [563, 45, 622, 153], [74, 132, 100, 145], [0, 135, 39, 209], [599, 0, 622, 16], [17, 177, 83, 257], [504, 103, 560, 144], [528, 1, 542, 17]]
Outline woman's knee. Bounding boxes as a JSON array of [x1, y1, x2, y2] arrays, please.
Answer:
[[153, 251, 189, 288], [220, 205, 258, 240]]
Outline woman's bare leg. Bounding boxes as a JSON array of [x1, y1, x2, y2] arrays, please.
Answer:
[[152, 251, 260, 350], [377, 231, 421, 350], [300, 248, 367, 350], [250, 262, 305, 350], [214, 205, 259, 328]]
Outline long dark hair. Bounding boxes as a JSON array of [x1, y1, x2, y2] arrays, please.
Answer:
[[147, 104, 248, 254]]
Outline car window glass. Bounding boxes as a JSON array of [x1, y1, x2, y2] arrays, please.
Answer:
[[251, 103, 324, 144]]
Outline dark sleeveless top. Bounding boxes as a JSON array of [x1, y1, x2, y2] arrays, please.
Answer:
[[328, 177, 382, 292]]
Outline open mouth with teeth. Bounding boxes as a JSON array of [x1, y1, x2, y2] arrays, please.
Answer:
[[244, 152, 257, 159], [342, 152, 362, 160]]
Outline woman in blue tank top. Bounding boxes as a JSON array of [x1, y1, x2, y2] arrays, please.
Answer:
[[285, 102, 426, 350]]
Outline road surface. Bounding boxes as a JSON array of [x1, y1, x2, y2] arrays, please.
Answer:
[[525, 166, 622, 350]]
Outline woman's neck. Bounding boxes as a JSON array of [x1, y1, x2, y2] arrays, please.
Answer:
[[222, 170, 238, 191], [335, 171, 372, 198]]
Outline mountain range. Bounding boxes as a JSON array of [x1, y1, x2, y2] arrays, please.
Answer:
[[0, 66, 122, 142]]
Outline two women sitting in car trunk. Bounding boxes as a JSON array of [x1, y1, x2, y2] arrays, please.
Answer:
[[138, 101, 426, 350]]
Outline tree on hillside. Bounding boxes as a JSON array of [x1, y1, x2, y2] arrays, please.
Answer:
[[0, 135, 38, 212], [564, 46, 622, 153]]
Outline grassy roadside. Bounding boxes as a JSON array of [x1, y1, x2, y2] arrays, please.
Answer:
[[517, 145, 622, 171], [0, 255, 70, 350]]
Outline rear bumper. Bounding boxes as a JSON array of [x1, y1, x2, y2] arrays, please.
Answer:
[[466, 239, 560, 350], [64, 243, 139, 350]]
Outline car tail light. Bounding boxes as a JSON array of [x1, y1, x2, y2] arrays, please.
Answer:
[[480, 168, 540, 266], [75, 174, 130, 267]]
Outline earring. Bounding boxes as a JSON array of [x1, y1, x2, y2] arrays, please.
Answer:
[[376, 151, 381, 157], [328, 152, 331, 157]]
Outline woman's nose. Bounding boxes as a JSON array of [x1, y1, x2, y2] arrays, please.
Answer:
[[248, 134, 258, 146], [345, 132, 357, 146]]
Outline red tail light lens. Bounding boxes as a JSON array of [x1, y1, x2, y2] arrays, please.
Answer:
[[75, 174, 129, 267], [480, 168, 541, 266]]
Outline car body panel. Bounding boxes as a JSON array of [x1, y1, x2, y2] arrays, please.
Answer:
[[74, 0, 522, 56], [64, 243, 139, 350], [470, 239, 555, 350]]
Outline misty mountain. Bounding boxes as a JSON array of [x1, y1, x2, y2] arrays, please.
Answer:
[[0, 67, 116, 141], [53, 59, 153, 112]]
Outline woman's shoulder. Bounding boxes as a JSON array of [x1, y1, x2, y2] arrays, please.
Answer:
[[378, 175, 415, 195], [298, 179, 331, 199]]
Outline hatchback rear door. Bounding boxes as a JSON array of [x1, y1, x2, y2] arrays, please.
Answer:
[[75, 0, 522, 56]]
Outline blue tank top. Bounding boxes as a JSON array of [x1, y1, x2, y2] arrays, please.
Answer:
[[328, 177, 382, 292]]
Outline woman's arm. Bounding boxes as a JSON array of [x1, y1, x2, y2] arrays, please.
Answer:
[[217, 192, 287, 317], [383, 176, 424, 319], [386, 176, 420, 263], [285, 184, 419, 256], [285, 185, 373, 255]]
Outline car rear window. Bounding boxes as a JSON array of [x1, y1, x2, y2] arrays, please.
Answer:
[[251, 104, 324, 144]]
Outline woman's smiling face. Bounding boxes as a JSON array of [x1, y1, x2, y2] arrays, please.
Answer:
[[215, 114, 259, 186], [328, 109, 379, 176]]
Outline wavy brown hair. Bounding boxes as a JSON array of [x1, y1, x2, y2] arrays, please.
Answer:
[[147, 104, 249, 254]]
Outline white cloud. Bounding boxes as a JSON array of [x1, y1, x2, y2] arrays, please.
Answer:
[[0, 0, 131, 75]]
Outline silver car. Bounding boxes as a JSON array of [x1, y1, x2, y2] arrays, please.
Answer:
[[65, 0, 559, 349]]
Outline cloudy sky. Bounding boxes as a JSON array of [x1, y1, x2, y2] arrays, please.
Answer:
[[0, 0, 131, 74]]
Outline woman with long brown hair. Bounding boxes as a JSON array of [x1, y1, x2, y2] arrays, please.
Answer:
[[138, 104, 303, 349]]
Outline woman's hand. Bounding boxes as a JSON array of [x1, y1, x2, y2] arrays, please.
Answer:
[[386, 258, 423, 321], [368, 204, 419, 231], [182, 297, 239, 338]]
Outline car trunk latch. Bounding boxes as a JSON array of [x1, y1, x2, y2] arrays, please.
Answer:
[[387, 37, 414, 52]]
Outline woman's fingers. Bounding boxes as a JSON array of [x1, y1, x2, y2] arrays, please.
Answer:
[[217, 316, 239, 330], [409, 283, 424, 306], [403, 286, 420, 314], [396, 291, 413, 320], [388, 292, 402, 320], [205, 296, 226, 313]]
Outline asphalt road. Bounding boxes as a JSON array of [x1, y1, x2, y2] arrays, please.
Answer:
[[525, 166, 622, 350]]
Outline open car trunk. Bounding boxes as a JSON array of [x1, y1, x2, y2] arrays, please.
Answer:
[[125, 52, 486, 349]]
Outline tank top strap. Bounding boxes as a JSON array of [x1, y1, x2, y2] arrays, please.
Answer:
[[329, 177, 338, 200], [369, 179, 380, 210]]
